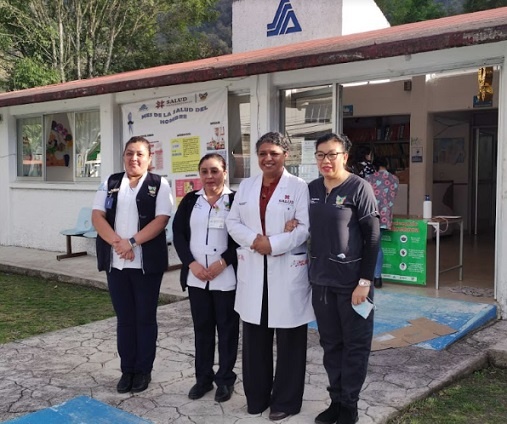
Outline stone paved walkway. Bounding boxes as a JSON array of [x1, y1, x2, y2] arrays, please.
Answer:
[[1, 299, 507, 423]]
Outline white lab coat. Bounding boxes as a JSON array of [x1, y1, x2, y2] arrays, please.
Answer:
[[226, 169, 315, 328]]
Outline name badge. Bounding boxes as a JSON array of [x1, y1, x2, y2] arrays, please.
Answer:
[[209, 216, 225, 229], [105, 197, 114, 209]]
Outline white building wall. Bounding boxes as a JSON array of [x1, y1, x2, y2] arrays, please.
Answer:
[[233, 0, 343, 53], [1, 39, 507, 313], [0, 111, 15, 245], [233, 0, 389, 54], [341, 0, 390, 35], [495, 50, 507, 317]]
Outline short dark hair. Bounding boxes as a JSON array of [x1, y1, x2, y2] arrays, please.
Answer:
[[373, 156, 389, 169], [256, 132, 290, 153], [198, 153, 227, 171], [315, 133, 352, 153]]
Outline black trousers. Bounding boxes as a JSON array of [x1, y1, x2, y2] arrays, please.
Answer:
[[312, 285, 374, 408], [188, 286, 239, 387], [242, 258, 308, 415], [107, 268, 163, 374]]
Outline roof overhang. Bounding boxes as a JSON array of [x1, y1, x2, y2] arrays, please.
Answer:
[[1, 7, 507, 107]]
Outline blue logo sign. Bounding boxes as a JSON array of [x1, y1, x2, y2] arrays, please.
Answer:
[[267, 0, 302, 37]]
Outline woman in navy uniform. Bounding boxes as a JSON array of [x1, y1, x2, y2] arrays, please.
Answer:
[[92, 136, 173, 394], [309, 133, 380, 424]]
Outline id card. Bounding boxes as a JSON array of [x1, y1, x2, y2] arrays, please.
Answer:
[[105, 197, 114, 209], [209, 216, 225, 229]]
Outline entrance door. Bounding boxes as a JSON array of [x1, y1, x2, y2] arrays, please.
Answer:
[[471, 127, 497, 235]]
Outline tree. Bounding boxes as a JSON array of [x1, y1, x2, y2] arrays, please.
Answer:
[[156, 0, 226, 64], [375, 0, 446, 25], [0, 0, 221, 90], [463, 0, 507, 12]]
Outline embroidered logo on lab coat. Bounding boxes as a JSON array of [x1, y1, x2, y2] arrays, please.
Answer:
[[291, 258, 308, 268], [279, 194, 294, 206]]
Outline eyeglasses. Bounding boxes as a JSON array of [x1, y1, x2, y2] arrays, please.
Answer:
[[314, 151, 346, 161]]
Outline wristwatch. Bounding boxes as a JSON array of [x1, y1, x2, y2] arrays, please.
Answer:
[[358, 279, 371, 287], [129, 237, 138, 248]]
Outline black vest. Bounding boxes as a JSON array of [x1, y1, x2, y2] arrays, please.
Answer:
[[96, 172, 168, 273]]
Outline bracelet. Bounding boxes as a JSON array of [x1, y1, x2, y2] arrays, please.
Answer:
[[219, 259, 225, 268]]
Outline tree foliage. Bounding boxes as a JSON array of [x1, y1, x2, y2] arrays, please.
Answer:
[[463, 0, 507, 12], [0, 0, 222, 90], [375, 0, 446, 25]]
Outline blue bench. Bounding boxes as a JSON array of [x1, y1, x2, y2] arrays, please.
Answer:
[[56, 207, 95, 260]]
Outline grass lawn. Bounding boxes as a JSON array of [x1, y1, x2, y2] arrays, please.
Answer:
[[0, 271, 116, 344], [388, 366, 507, 424]]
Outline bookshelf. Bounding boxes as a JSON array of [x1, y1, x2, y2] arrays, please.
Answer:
[[344, 115, 410, 181]]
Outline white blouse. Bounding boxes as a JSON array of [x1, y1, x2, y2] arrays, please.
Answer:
[[187, 187, 236, 291]]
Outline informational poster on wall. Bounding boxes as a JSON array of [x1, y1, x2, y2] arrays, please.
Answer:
[[121, 88, 228, 205], [381, 218, 428, 285], [174, 177, 203, 206]]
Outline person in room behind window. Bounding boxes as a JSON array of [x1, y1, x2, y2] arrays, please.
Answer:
[[92, 136, 173, 394], [172, 153, 239, 404], [365, 156, 399, 288], [350, 144, 375, 178]]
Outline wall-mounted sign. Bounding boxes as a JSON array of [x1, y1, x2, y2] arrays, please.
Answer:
[[411, 146, 423, 163], [343, 104, 353, 117], [267, 0, 302, 37]]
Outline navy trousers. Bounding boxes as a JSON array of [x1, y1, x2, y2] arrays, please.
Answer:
[[188, 285, 239, 387], [107, 268, 163, 374], [312, 285, 374, 408]]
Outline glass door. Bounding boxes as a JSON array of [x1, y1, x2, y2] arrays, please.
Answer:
[[471, 127, 497, 235]]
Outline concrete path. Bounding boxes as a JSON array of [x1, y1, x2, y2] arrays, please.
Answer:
[[1, 246, 507, 423]]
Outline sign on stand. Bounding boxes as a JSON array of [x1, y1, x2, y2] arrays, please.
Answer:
[[381, 218, 427, 285]]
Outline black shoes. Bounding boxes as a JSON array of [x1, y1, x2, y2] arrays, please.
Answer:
[[116, 373, 134, 393], [214, 384, 234, 402], [339, 404, 359, 424], [315, 402, 340, 424], [131, 372, 151, 393], [374, 277, 383, 288], [269, 411, 290, 421], [188, 383, 213, 400]]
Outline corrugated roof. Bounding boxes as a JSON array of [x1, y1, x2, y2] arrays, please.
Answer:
[[1, 7, 507, 107]]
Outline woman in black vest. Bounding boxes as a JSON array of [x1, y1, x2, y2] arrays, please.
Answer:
[[173, 153, 239, 403], [92, 136, 173, 394]]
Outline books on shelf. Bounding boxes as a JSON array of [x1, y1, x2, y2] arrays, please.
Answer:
[[344, 123, 410, 142]]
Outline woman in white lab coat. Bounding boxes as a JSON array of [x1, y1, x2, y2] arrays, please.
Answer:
[[226, 132, 314, 421]]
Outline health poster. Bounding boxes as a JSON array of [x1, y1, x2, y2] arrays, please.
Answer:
[[175, 177, 202, 206], [121, 87, 228, 178], [381, 218, 427, 285]]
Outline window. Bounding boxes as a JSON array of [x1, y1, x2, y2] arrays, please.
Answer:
[[18, 117, 43, 177], [228, 94, 251, 182], [281, 85, 333, 181], [17, 110, 101, 181], [75, 111, 101, 178]]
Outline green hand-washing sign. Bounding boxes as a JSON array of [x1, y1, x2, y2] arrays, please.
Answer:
[[381, 218, 427, 285]]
